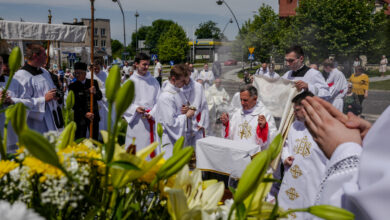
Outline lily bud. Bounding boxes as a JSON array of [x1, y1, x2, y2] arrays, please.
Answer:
[[66, 90, 75, 110], [8, 46, 22, 76], [56, 122, 76, 150], [308, 205, 354, 220], [105, 65, 121, 103], [115, 80, 134, 119], [157, 123, 163, 140], [10, 103, 27, 135]]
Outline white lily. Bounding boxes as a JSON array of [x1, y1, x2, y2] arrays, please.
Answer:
[[164, 165, 225, 220]]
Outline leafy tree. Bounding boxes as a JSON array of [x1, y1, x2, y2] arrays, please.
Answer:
[[129, 26, 152, 56], [157, 23, 189, 63], [111, 39, 123, 59], [195, 20, 222, 39], [145, 19, 175, 54], [289, 0, 387, 65]]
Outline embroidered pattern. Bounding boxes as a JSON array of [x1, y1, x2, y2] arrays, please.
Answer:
[[293, 136, 311, 157], [286, 187, 300, 201], [238, 121, 252, 139], [290, 164, 302, 179]]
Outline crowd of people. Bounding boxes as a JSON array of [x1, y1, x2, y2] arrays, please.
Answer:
[[0, 43, 388, 219]]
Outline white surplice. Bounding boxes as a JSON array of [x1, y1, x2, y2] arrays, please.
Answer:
[[190, 69, 199, 81], [123, 71, 160, 153], [198, 69, 215, 90], [13, 68, 62, 133], [181, 78, 209, 147], [155, 82, 187, 159], [0, 75, 22, 153], [326, 68, 348, 112], [316, 106, 390, 220], [283, 67, 330, 100], [262, 71, 280, 79], [278, 120, 328, 220], [222, 102, 277, 150], [87, 70, 109, 134]]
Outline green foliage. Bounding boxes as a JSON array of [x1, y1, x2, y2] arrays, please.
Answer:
[[130, 26, 152, 56], [195, 20, 222, 40], [157, 23, 189, 63], [145, 19, 175, 55], [289, 0, 386, 63], [111, 39, 124, 59]]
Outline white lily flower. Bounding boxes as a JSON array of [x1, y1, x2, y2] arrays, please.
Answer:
[[0, 200, 44, 220], [164, 165, 225, 220]]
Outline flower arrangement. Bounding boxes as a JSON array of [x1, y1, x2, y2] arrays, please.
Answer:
[[0, 47, 354, 220]]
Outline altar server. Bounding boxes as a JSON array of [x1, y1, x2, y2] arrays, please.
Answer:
[[155, 64, 195, 159], [123, 53, 160, 156], [198, 63, 215, 90], [322, 59, 348, 112]]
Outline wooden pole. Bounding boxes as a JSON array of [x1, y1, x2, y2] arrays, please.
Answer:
[[90, 0, 95, 139], [46, 10, 52, 68]]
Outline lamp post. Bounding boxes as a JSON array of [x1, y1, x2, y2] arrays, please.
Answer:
[[112, 0, 126, 48], [216, 0, 244, 69], [46, 9, 52, 69], [135, 10, 139, 53], [221, 18, 233, 36]]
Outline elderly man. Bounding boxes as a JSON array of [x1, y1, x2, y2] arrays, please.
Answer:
[[282, 46, 330, 100], [323, 59, 348, 112], [220, 85, 277, 150]]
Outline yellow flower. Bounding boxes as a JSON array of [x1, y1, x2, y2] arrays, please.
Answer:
[[59, 141, 105, 169], [23, 156, 64, 179], [139, 158, 166, 183], [0, 160, 19, 178]]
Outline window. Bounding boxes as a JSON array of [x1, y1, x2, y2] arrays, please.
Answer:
[[94, 28, 98, 35], [101, 40, 106, 47], [101, 28, 106, 36], [94, 39, 98, 47]]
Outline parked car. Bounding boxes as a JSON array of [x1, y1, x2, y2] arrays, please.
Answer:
[[224, 59, 238, 66]]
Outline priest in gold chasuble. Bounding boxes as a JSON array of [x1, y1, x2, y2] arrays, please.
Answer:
[[220, 85, 277, 151]]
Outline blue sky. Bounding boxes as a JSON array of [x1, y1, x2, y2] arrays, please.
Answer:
[[0, 0, 278, 45]]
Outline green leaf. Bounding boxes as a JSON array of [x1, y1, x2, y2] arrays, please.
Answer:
[[172, 136, 184, 155], [235, 202, 246, 220], [268, 134, 282, 161], [19, 129, 62, 169], [8, 46, 22, 77], [108, 160, 141, 171], [156, 147, 194, 180], [308, 205, 354, 220]]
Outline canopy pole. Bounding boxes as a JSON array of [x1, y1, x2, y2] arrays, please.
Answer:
[[89, 0, 95, 139]]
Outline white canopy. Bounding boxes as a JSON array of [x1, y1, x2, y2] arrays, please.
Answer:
[[0, 20, 87, 42]]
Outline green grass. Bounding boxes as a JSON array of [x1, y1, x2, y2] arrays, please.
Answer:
[[370, 79, 390, 90], [365, 69, 390, 77]]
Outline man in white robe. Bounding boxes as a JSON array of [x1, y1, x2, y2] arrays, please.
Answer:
[[189, 63, 199, 81], [198, 63, 214, 90], [282, 46, 330, 100], [263, 63, 280, 79], [123, 53, 160, 158], [87, 62, 109, 136], [301, 96, 390, 220], [181, 69, 209, 147], [220, 85, 277, 151], [277, 91, 328, 220], [323, 59, 348, 112], [255, 62, 269, 75], [206, 78, 230, 114], [155, 64, 195, 159], [13, 43, 63, 133]]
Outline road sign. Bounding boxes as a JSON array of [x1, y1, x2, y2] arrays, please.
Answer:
[[248, 47, 255, 54], [248, 54, 255, 60], [122, 52, 130, 56], [68, 53, 76, 61], [169, 60, 174, 66], [151, 54, 158, 61]]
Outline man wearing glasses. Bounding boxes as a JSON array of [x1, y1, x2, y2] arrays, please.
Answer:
[[282, 46, 330, 100], [68, 62, 102, 140]]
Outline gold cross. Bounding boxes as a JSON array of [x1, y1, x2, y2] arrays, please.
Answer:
[[290, 164, 302, 179], [286, 187, 300, 201]]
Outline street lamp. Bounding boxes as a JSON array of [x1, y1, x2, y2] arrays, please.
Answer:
[[216, 0, 244, 69], [135, 10, 139, 52], [112, 0, 126, 47]]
